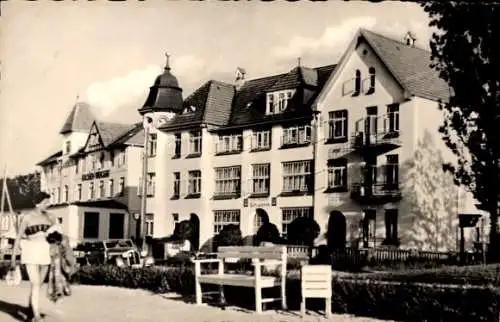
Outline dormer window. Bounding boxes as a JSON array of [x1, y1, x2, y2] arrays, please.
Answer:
[[266, 90, 295, 115], [183, 105, 197, 114]]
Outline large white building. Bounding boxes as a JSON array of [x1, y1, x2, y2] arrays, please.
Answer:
[[38, 29, 485, 251]]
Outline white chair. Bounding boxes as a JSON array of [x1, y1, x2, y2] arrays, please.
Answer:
[[300, 265, 332, 319]]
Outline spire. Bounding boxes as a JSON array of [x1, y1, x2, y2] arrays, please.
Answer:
[[165, 52, 171, 71], [297, 57, 301, 67]]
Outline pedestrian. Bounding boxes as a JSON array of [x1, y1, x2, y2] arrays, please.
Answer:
[[9, 191, 63, 322]]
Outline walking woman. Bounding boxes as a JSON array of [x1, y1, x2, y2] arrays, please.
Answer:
[[10, 191, 62, 322]]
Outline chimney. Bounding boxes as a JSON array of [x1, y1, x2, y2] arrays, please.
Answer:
[[235, 67, 246, 90]]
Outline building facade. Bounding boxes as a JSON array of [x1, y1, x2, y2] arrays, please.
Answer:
[[37, 28, 485, 251], [38, 102, 152, 247]]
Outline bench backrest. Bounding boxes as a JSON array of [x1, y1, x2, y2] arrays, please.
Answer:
[[301, 265, 332, 298], [217, 246, 287, 260]]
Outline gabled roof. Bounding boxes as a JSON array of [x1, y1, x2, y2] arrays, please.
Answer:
[[160, 80, 235, 131], [228, 64, 336, 128], [108, 122, 144, 147], [36, 150, 62, 166], [59, 102, 96, 134], [96, 122, 135, 147], [360, 29, 450, 102]]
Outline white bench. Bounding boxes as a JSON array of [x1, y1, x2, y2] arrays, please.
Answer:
[[193, 246, 288, 313]]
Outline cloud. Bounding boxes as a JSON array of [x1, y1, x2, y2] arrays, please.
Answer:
[[272, 16, 377, 61], [84, 55, 206, 121], [271, 17, 432, 62]]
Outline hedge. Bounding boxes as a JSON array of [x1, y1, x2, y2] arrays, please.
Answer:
[[2, 262, 499, 321], [341, 264, 500, 286]]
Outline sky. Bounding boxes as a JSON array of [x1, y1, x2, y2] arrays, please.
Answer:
[[0, 0, 433, 176]]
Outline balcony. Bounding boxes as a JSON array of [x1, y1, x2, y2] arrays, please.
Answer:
[[350, 182, 402, 204], [351, 114, 401, 151]]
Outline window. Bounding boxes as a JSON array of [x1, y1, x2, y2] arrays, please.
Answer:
[[282, 160, 313, 193], [383, 208, 399, 246], [118, 177, 125, 197], [251, 130, 271, 151], [251, 163, 270, 195], [362, 209, 376, 248], [146, 173, 155, 196], [98, 152, 105, 170], [83, 212, 99, 239], [385, 155, 399, 189], [386, 104, 400, 133], [353, 69, 361, 96], [148, 133, 157, 157], [214, 166, 241, 197], [365, 106, 378, 137], [327, 158, 348, 191], [366, 67, 376, 95], [215, 134, 242, 154], [213, 210, 240, 235], [76, 184, 82, 201], [188, 170, 201, 195], [65, 141, 71, 154], [63, 185, 68, 203], [254, 213, 264, 234], [108, 179, 114, 198], [109, 150, 115, 167], [282, 125, 311, 146], [174, 133, 181, 157], [90, 155, 96, 172], [117, 150, 126, 167], [89, 182, 95, 199], [327, 110, 348, 141], [173, 172, 180, 198], [75, 159, 79, 174], [108, 213, 124, 239], [189, 130, 202, 155], [99, 180, 105, 199], [57, 187, 61, 203], [282, 207, 313, 238], [266, 90, 294, 115], [144, 213, 154, 236]]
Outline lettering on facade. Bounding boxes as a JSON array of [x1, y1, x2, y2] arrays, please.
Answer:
[[248, 198, 271, 208], [82, 170, 110, 181]]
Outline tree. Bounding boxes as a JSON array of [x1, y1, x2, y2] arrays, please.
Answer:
[[173, 220, 194, 241], [254, 214, 282, 246], [420, 2, 500, 257], [286, 216, 320, 247], [0, 171, 41, 211]]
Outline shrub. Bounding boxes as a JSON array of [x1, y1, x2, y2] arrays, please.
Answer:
[[254, 222, 282, 246], [213, 224, 242, 251], [286, 216, 320, 246]]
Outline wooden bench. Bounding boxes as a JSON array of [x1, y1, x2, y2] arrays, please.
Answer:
[[192, 246, 288, 313]]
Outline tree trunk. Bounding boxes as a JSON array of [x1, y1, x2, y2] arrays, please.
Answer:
[[488, 200, 499, 262]]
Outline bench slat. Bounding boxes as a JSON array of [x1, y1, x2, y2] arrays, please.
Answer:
[[198, 274, 280, 288], [217, 246, 286, 260]]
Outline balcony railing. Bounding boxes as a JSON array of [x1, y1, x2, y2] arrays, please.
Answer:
[[351, 182, 402, 203], [351, 114, 401, 149]]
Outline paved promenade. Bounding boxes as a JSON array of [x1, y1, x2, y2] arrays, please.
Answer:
[[0, 282, 391, 322]]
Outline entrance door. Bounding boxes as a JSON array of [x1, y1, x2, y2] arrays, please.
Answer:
[[109, 213, 125, 239], [327, 211, 346, 250]]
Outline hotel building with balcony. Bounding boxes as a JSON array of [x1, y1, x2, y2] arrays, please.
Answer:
[[37, 28, 484, 251], [148, 29, 484, 252]]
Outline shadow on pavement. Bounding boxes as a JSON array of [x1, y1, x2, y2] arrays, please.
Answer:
[[0, 299, 29, 321]]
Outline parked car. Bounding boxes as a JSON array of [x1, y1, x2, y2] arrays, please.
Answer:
[[73, 239, 154, 268]]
